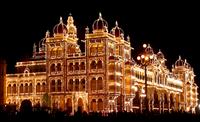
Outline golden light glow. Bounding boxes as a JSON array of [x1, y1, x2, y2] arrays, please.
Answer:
[[3, 13, 198, 114]]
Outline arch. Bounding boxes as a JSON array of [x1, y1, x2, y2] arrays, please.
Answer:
[[25, 83, 28, 93], [78, 98, 84, 112], [75, 79, 79, 91], [68, 79, 73, 91], [36, 83, 40, 93], [41, 82, 46, 92], [90, 61, 96, 69], [50, 64, 56, 72], [98, 99, 103, 111], [20, 84, 23, 93], [170, 94, 174, 110], [12, 84, 17, 94], [80, 79, 86, 91], [133, 90, 140, 107], [66, 98, 72, 113], [51, 80, 55, 92], [57, 63, 62, 71], [91, 78, 96, 91], [74, 62, 79, 70], [154, 90, 159, 108], [57, 80, 62, 92], [91, 99, 97, 112], [164, 93, 168, 108], [68, 63, 73, 71], [29, 83, 32, 93], [80, 62, 85, 70], [97, 60, 103, 69], [7, 84, 11, 94], [97, 77, 103, 90]]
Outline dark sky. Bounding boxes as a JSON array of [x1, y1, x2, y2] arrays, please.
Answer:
[[0, 1, 199, 87]]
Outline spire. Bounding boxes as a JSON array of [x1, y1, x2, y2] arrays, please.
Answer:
[[99, 12, 102, 19], [179, 55, 181, 60], [115, 21, 118, 27], [127, 35, 130, 42], [185, 59, 187, 63], [59, 16, 63, 23], [85, 26, 89, 34], [159, 49, 161, 52], [45, 30, 50, 38], [69, 13, 72, 16]]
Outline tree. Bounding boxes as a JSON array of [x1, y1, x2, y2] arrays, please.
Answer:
[[42, 92, 51, 108]]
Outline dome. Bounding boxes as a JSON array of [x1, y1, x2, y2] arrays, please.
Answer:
[[111, 21, 124, 38], [175, 56, 185, 67], [145, 44, 154, 55], [53, 17, 67, 34], [92, 13, 108, 32], [157, 49, 165, 60]]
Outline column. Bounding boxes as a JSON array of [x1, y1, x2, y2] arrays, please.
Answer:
[[140, 97, 143, 113]]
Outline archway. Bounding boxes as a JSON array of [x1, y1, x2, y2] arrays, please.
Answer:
[[91, 99, 96, 112], [154, 90, 159, 108], [66, 98, 72, 114], [78, 98, 84, 112]]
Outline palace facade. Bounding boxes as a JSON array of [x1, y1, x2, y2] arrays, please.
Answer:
[[5, 13, 198, 114]]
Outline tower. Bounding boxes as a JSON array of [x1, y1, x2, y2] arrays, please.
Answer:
[[0, 59, 6, 105]]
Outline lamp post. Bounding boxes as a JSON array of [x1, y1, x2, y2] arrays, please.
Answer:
[[137, 44, 154, 113]]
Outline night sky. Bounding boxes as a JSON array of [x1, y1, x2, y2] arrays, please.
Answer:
[[0, 1, 199, 89]]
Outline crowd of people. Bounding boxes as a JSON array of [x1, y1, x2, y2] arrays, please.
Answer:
[[0, 100, 199, 122]]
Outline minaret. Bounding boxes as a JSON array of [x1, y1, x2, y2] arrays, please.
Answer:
[[33, 43, 37, 58]]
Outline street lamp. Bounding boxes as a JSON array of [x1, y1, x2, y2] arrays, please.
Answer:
[[137, 43, 154, 113]]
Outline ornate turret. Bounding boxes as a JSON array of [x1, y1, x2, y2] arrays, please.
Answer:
[[175, 56, 185, 68], [53, 17, 67, 36], [145, 44, 154, 55], [66, 13, 77, 39], [111, 21, 124, 39], [92, 12, 108, 33]]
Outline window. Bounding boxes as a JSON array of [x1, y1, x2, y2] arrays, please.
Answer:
[[20, 84, 23, 93], [75, 79, 79, 91], [91, 78, 96, 91], [57, 63, 62, 71], [25, 83, 28, 93], [36, 83, 40, 93], [90, 61, 96, 69], [74, 62, 79, 70], [12, 84, 17, 94], [68, 63, 73, 71], [51, 80, 55, 92], [80, 62, 85, 70], [57, 80, 61, 92], [7, 84, 11, 94], [41, 82, 46, 92], [97, 60, 103, 69], [68, 79, 73, 91], [29, 83, 32, 93], [50, 64, 56, 72], [97, 77, 103, 90]]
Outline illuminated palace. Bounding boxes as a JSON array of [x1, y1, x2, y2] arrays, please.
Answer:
[[5, 13, 198, 114]]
